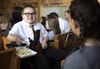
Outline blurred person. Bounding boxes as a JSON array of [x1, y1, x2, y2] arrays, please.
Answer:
[[46, 12, 71, 42], [49, 12, 71, 34], [46, 14, 61, 40], [7, 5, 49, 69], [10, 6, 23, 28], [5, 6, 22, 36], [40, 16, 46, 28], [63, 0, 100, 69], [47, 14, 61, 35], [64, 10, 70, 21]]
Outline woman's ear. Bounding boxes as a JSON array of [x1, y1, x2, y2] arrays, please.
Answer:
[[68, 15, 80, 36]]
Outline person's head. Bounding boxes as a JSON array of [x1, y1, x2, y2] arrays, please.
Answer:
[[39, 16, 46, 27], [40, 16, 46, 23], [13, 6, 22, 12], [64, 10, 70, 20], [47, 14, 61, 34], [68, 0, 100, 41], [21, 5, 36, 24], [49, 12, 59, 18]]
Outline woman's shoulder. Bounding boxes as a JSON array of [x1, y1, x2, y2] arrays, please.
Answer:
[[63, 50, 89, 69], [65, 50, 82, 60]]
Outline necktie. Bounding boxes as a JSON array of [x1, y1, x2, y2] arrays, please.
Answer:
[[29, 25, 42, 53], [31, 25, 35, 33], [30, 25, 35, 39]]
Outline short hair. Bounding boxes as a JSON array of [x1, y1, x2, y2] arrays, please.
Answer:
[[22, 5, 36, 14], [69, 0, 100, 40]]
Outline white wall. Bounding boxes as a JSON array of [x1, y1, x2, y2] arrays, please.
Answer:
[[43, 6, 68, 19]]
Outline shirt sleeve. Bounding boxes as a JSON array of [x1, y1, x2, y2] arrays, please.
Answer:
[[8, 23, 19, 36]]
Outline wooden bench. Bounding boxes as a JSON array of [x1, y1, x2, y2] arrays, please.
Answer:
[[0, 36, 20, 69]]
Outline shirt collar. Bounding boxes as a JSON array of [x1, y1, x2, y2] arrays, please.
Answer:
[[22, 20, 34, 27]]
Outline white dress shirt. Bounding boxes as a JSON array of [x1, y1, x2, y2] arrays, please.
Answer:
[[8, 20, 48, 46], [58, 18, 70, 34]]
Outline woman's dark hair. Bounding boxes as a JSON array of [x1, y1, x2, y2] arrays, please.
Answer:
[[69, 0, 100, 41], [47, 14, 61, 34], [49, 12, 59, 18], [41, 16, 46, 28]]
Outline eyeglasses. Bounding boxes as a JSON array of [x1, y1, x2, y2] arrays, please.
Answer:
[[22, 13, 35, 16]]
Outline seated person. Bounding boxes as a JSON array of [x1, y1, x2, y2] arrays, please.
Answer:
[[7, 5, 67, 69], [63, 0, 100, 69], [46, 13, 71, 41]]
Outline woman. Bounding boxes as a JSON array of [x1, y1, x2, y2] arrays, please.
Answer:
[[63, 0, 100, 69], [47, 14, 61, 35]]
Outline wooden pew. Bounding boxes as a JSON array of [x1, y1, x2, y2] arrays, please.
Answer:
[[2, 37, 11, 49], [0, 36, 20, 69]]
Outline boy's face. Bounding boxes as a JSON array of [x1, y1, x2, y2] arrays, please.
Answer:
[[22, 7, 36, 24]]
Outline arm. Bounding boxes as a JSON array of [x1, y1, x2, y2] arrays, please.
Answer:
[[7, 34, 17, 42], [7, 24, 24, 45], [41, 36, 48, 49], [39, 23, 48, 49], [7, 34, 24, 45]]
